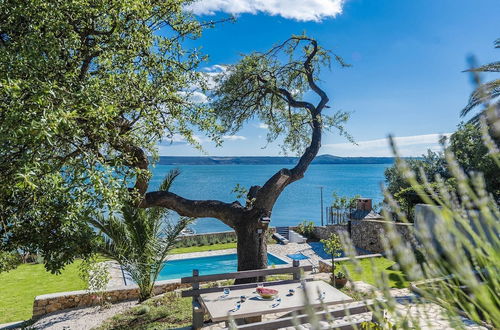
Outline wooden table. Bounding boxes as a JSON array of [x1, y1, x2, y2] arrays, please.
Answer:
[[199, 280, 353, 323]]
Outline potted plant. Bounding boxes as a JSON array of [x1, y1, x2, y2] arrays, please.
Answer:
[[334, 271, 348, 288]]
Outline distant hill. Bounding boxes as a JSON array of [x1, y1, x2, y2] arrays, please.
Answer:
[[158, 155, 394, 165]]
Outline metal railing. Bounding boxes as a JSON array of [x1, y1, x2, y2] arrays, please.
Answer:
[[326, 207, 351, 225]]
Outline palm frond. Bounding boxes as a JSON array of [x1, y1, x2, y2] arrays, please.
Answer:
[[159, 168, 181, 192], [465, 61, 500, 73], [461, 39, 499, 123], [91, 168, 193, 301], [461, 80, 500, 118]]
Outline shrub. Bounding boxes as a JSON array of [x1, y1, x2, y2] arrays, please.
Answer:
[[296, 220, 315, 238], [134, 305, 150, 315], [79, 255, 110, 306], [321, 233, 343, 285], [0, 251, 21, 273]]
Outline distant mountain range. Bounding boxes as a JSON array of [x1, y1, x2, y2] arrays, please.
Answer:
[[158, 155, 395, 165]]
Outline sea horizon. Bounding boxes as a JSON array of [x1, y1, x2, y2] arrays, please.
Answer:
[[150, 163, 390, 233]]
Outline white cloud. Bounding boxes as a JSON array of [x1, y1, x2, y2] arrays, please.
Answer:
[[257, 123, 269, 129], [188, 0, 346, 22], [223, 135, 247, 141], [201, 64, 228, 90], [203, 64, 228, 73], [177, 90, 208, 104], [323, 133, 452, 157]]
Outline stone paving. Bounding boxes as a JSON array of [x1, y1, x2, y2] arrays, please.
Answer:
[[268, 242, 326, 268], [106, 261, 125, 288]]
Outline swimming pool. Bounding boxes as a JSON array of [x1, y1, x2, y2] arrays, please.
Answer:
[[155, 253, 288, 281]]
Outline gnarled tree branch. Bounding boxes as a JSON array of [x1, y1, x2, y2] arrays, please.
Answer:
[[140, 191, 243, 228], [253, 37, 328, 211]]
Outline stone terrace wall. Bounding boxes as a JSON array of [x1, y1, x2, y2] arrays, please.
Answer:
[[312, 225, 349, 240], [312, 221, 415, 254], [350, 220, 415, 253], [179, 228, 275, 243], [182, 230, 236, 241], [33, 280, 189, 318]]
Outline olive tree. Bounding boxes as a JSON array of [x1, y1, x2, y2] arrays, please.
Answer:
[[140, 35, 352, 277]]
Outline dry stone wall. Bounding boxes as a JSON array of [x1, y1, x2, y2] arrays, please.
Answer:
[[312, 224, 349, 240], [313, 220, 415, 254], [33, 280, 188, 318], [350, 220, 415, 253]]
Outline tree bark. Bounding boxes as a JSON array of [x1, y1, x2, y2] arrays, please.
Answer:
[[234, 219, 268, 283]]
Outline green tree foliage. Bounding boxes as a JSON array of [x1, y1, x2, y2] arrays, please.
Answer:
[[384, 150, 450, 219], [321, 233, 343, 285], [0, 0, 222, 272], [448, 123, 499, 199], [295, 220, 315, 238], [384, 150, 449, 198], [90, 170, 192, 302], [211, 34, 352, 155], [331, 192, 361, 210], [384, 124, 499, 219], [0, 251, 20, 273], [78, 255, 110, 306]]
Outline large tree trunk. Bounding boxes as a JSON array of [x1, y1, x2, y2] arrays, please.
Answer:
[[235, 219, 268, 284]]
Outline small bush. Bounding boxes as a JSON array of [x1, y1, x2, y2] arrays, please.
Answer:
[[135, 305, 150, 315], [296, 220, 315, 238]]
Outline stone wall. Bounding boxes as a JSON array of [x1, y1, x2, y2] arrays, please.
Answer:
[[33, 280, 189, 318], [312, 220, 415, 254], [350, 220, 415, 253], [312, 224, 349, 240], [179, 228, 276, 244], [186, 230, 236, 239]]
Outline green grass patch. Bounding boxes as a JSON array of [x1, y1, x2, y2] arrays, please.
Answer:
[[0, 261, 86, 323], [170, 242, 237, 254], [338, 257, 409, 289], [97, 293, 192, 330]]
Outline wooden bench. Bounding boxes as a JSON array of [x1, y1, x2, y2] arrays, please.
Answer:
[[181, 260, 312, 329], [232, 299, 382, 330]]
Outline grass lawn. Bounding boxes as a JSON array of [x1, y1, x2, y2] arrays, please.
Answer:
[[170, 242, 237, 254], [0, 261, 86, 324], [338, 257, 409, 289]]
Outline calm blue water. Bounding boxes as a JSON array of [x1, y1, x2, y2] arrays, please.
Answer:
[[157, 253, 287, 280], [149, 164, 390, 233]]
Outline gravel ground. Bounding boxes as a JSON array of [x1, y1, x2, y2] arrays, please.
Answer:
[[26, 301, 137, 330]]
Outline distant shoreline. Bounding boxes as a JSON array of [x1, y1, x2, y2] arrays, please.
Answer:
[[157, 155, 395, 165]]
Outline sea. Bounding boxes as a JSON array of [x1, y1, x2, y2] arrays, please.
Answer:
[[149, 164, 391, 233]]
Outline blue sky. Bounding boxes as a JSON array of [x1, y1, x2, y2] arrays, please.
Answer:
[[159, 0, 499, 157]]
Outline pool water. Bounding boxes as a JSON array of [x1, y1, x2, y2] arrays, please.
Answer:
[[157, 253, 288, 281], [287, 253, 310, 260]]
